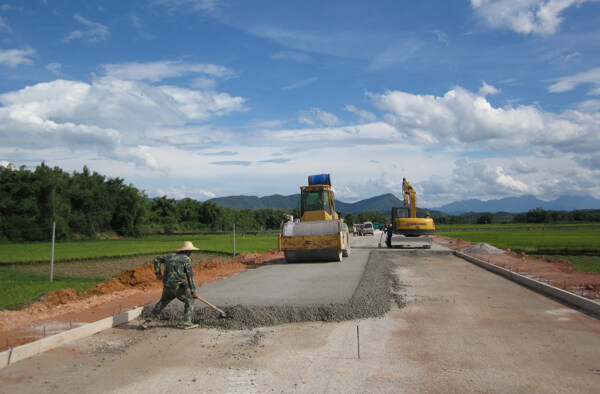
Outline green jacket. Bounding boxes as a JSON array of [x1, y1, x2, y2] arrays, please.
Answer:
[[154, 253, 197, 293]]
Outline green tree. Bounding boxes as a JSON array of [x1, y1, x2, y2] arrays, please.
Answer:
[[149, 196, 177, 233], [476, 213, 494, 224]]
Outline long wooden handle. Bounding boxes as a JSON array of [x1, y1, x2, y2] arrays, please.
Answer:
[[196, 295, 227, 317]]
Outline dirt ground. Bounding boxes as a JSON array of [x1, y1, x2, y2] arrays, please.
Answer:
[[1, 238, 599, 352]]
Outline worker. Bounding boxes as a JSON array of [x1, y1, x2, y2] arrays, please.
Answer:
[[385, 223, 393, 248], [139, 241, 201, 330]]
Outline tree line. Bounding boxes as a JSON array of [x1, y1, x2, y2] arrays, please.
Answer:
[[0, 163, 305, 243], [432, 207, 600, 225], [4, 163, 596, 243]]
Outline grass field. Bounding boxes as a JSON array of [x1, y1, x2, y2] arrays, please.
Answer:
[[0, 234, 279, 265], [438, 227, 600, 274], [0, 266, 101, 309], [0, 234, 279, 309]]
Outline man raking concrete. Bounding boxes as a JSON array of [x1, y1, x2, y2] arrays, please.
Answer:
[[140, 241, 202, 330]]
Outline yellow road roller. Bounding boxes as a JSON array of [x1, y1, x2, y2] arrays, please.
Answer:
[[278, 174, 350, 263]]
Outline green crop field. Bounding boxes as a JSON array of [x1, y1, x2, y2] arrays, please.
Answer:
[[0, 233, 279, 309], [0, 233, 279, 265], [438, 227, 600, 274]]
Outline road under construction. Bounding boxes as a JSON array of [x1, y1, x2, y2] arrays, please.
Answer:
[[1, 233, 599, 393]]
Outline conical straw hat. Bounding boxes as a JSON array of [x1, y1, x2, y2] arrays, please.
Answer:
[[177, 241, 199, 251]]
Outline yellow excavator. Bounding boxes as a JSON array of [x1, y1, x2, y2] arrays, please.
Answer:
[[387, 178, 435, 248], [278, 174, 350, 263]]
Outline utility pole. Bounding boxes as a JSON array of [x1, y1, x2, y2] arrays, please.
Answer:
[[50, 221, 55, 282]]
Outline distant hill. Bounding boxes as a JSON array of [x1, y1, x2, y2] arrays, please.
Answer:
[[208, 194, 299, 210], [208, 193, 403, 214], [209, 193, 600, 215], [434, 195, 600, 215]]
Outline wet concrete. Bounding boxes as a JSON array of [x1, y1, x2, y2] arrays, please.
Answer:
[[142, 247, 434, 330]]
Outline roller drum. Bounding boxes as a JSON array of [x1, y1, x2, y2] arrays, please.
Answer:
[[282, 220, 341, 236]]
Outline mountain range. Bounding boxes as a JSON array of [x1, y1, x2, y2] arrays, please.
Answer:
[[433, 195, 600, 215], [209, 193, 600, 215], [209, 193, 403, 214]]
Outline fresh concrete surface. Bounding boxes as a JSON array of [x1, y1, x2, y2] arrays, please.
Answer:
[[191, 247, 372, 307]]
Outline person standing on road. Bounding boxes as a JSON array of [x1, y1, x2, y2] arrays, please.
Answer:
[[385, 223, 393, 248], [140, 241, 200, 330]]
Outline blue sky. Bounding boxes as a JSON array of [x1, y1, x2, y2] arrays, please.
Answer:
[[1, 0, 599, 207]]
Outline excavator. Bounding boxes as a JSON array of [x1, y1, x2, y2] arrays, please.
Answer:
[[387, 178, 435, 249], [278, 174, 350, 263]]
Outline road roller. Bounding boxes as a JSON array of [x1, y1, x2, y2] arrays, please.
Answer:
[[278, 174, 350, 263]]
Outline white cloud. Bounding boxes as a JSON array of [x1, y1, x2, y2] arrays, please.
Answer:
[[102, 60, 234, 82], [156, 185, 216, 200], [478, 81, 501, 96], [548, 67, 600, 95], [369, 85, 600, 154], [65, 14, 110, 43], [421, 158, 536, 203], [0, 68, 246, 170], [344, 104, 377, 122], [45, 62, 62, 75], [0, 48, 35, 68], [282, 77, 318, 91], [299, 107, 340, 127], [471, 0, 588, 36], [577, 99, 600, 113]]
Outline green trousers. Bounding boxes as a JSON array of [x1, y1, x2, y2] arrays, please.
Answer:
[[146, 283, 195, 324]]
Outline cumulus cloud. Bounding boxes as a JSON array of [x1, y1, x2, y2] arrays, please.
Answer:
[[0, 48, 35, 67], [510, 159, 538, 174], [0, 64, 246, 170], [369, 84, 600, 155], [65, 14, 110, 43], [422, 158, 535, 202], [156, 185, 216, 200], [471, 0, 587, 36]]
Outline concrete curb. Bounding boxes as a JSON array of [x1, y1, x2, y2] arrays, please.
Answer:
[[455, 251, 600, 318], [0, 307, 143, 369]]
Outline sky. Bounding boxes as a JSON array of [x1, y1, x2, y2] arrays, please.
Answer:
[[0, 0, 599, 207]]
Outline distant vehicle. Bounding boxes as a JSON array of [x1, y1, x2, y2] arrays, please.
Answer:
[[361, 221, 374, 235]]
